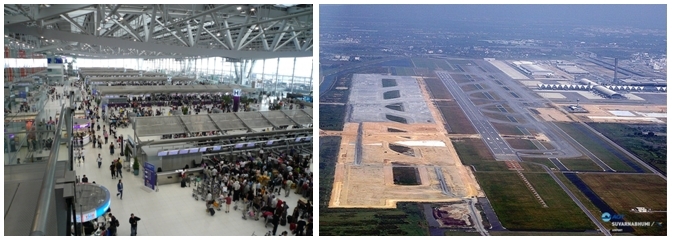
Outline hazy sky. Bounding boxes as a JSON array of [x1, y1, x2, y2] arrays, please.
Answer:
[[321, 5, 667, 30]]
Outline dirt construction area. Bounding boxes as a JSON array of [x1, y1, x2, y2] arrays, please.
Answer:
[[328, 77, 481, 208]]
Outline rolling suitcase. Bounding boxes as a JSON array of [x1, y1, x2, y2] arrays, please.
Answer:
[[181, 179, 186, 188], [209, 208, 215, 216], [280, 215, 287, 226]]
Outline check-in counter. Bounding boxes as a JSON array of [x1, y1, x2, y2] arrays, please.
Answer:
[[156, 167, 203, 185]]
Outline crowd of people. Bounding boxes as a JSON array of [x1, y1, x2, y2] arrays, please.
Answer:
[[194, 147, 313, 236], [67, 80, 313, 236]]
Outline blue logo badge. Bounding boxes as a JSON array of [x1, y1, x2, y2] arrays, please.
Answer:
[[601, 212, 611, 222]]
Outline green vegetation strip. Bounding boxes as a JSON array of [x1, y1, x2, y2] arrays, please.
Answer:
[[554, 122, 635, 172], [587, 123, 666, 172], [560, 158, 602, 171], [320, 203, 429, 236], [475, 172, 594, 231]]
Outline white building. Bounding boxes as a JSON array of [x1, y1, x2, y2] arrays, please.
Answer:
[[518, 63, 554, 76]]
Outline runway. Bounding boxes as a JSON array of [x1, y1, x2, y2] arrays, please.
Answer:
[[436, 71, 516, 161]]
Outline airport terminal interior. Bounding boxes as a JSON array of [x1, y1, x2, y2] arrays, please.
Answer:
[[4, 4, 314, 236]]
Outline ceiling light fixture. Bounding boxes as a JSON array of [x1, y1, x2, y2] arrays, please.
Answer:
[[236, 6, 241, 10], [251, 8, 255, 11], [217, 33, 220, 36]]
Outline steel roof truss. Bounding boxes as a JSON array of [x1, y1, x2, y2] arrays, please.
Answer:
[[59, 14, 89, 35]]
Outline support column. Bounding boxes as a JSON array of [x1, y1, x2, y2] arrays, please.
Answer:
[[261, 59, 266, 92], [290, 57, 296, 93], [274, 58, 280, 95], [309, 58, 314, 93]]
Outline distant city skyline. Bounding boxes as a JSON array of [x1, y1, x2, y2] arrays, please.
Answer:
[[321, 4, 666, 30]]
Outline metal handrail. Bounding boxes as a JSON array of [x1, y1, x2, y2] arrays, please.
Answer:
[[29, 104, 69, 236]]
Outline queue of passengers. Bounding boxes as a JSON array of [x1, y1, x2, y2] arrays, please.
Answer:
[[196, 148, 313, 235]]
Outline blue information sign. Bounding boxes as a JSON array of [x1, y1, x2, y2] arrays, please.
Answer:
[[143, 162, 156, 190]]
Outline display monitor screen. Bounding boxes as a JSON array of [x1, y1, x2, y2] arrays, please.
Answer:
[[199, 147, 208, 152], [234, 143, 244, 149], [266, 140, 274, 146], [157, 151, 168, 157], [212, 146, 221, 151], [295, 137, 302, 142], [247, 142, 255, 147], [189, 148, 200, 153], [167, 150, 179, 155], [178, 149, 189, 154]]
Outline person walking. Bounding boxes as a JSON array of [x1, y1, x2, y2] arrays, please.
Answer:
[[116, 179, 123, 199], [97, 154, 102, 168], [103, 130, 109, 144], [109, 143, 115, 156], [116, 160, 123, 178], [129, 213, 141, 236], [110, 162, 117, 179]]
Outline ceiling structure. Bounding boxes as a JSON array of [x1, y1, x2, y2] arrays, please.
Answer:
[[4, 4, 313, 60]]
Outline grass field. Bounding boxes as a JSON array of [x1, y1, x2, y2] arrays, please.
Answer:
[[586, 123, 666, 173], [452, 138, 496, 162], [578, 174, 667, 236], [474, 172, 595, 231], [521, 157, 556, 169], [519, 163, 548, 172], [554, 172, 604, 218], [320, 203, 429, 236], [393, 67, 417, 76], [424, 78, 452, 99], [561, 158, 603, 171], [540, 141, 555, 150], [491, 123, 524, 135], [411, 58, 454, 71], [555, 122, 636, 172], [436, 101, 477, 134], [319, 136, 341, 207], [319, 104, 347, 131], [506, 138, 538, 150]]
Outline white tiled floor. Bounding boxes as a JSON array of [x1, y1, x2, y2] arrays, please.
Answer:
[[53, 82, 312, 236]]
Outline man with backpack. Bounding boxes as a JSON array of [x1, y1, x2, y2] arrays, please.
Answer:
[[107, 214, 119, 236]]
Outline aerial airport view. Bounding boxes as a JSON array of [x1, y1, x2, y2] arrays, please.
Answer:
[[318, 5, 666, 236]]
